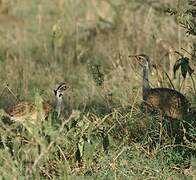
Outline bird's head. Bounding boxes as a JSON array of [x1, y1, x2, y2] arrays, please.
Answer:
[[129, 54, 150, 68], [129, 54, 151, 71], [54, 82, 70, 98]]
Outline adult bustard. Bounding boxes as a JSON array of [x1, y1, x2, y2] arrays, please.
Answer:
[[3, 82, 69, 122], [129, 54, 190, 119]]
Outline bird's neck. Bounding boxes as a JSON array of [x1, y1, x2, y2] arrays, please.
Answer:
[[54, 96, 62, 118], [143, 63, 150, 100]]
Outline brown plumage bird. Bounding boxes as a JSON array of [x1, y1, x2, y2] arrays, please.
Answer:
[[129, 54, 190, 119], [3, 82, 69, 123]]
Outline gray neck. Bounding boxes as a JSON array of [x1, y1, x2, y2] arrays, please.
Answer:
[[54, 96, 62, 118], [143, 63, 150, 100]]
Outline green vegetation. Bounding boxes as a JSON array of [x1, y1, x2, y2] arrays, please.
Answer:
[[0, 0, 195, 179]]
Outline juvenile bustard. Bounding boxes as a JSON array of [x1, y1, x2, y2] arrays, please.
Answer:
[[129, 54, 190, 119], [3, 82, 69, 122]]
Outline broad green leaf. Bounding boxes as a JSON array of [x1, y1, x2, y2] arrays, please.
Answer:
[[75, 147, 81, 162], [173, 59, 182, 79], [102, 133, 109, 154], [181, 63, 188, 78], [180, 57, 190, 78], [173, 56, 193, 79]]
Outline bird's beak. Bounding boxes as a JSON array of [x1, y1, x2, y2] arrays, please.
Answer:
[[128, 55, 140, 59], [128, 55, 143, 66]]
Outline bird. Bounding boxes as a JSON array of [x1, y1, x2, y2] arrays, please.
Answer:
[[2, 82, 69, 123], [129, 54, 190, 119]]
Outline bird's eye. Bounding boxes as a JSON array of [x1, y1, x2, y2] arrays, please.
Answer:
[[59, 94, 62, 98]]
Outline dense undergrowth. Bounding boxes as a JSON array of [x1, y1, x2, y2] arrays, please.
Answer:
[[0, 0, 195, 179]]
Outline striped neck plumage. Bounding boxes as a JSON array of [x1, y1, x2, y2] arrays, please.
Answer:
[[143, 61, 150, 100]]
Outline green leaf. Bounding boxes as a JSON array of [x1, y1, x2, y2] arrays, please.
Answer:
[[173, 56, 192, 79], [181, 64, 188, 78], [102, 132, 109, 154], [83, 140, 95, 162], [75, 147, 81, 162], [173, 59, 182, 79], [180, 57, 189, 78]]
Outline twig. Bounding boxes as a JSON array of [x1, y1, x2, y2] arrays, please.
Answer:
[[181, 48, 194, 57], [113, 147, 126, 161], [155, 144, 195, 155], [40, 167, 52, 179], [96, 113, 113, 128], [4, 84, 19, 102], [163, 70, 175, 90], [57, 145, 67, 162]]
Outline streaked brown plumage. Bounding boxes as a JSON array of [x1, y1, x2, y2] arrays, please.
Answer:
[[5, 102, 52, 122], [144, 87, 189, 119], [129, 54, 190, 119], [4, 82, 69, 123]]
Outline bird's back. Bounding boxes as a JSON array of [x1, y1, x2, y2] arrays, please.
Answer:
[[6, 101, 51, 122], [145, 88, 189, 119]]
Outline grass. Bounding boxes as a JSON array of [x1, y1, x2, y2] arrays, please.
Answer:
[[0, 0, 195, 179]]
